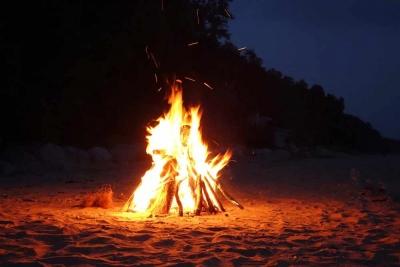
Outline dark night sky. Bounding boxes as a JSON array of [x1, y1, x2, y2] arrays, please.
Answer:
[[229, 0, 400, 139]]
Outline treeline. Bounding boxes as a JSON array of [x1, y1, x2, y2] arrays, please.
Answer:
[[1, 0, 398, 153]]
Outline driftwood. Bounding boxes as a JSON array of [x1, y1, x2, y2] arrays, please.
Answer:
[[203, 177, 225, 212], [201, 179, 217, 214], [148, 158, 178, 215], [174, 180, 183, 216], [204, 171, 244, 210], [194, 178, 203, 215], [216, 183, 244, 210], [148, 178, 175, 214]]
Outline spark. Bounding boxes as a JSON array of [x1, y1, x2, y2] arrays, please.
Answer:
[[238, 47, 247, 51], [224, 8, 231, 18], [150, 52, 159, 68], [203, 82, 214, 90], [145, 46, 150, 59], [176, 79, 183, 84], [196, 9, 200, 25], [184, 77, 196, 82], [154, 73, 158, 84], [187, 42, 199, 47], [212, 140, 220, 146], [157, 87, 162, 92]]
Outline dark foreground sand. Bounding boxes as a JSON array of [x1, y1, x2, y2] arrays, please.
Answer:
[[0, 154, 399, 266]]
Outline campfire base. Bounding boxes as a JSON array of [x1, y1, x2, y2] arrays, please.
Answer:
[[124, 174, 243, 216]]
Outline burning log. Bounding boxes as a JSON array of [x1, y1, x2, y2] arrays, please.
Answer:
[[194, 178, 203, 215], [148, 158, 177, 215], [124, 85, 243, 216], [203, 177, 225, 212], [174, 181, 184, 216], [201, 179, 217, 214], [203, 171, 244, 210], [215, 182, 244, 210]]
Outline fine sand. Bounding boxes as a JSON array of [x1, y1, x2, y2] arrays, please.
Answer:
[[0, 154, 399, 266]]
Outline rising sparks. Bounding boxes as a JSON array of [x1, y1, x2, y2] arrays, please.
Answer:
[[150, 52, 159, 69], [203, 82, 214, 90], [145, 46, 150, 59], [184, 77, 196, 82], [187, 42, 199, 47], [224, 8, 232, 18]]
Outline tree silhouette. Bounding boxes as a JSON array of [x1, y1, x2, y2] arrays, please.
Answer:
[[0, 0, 396, 152]]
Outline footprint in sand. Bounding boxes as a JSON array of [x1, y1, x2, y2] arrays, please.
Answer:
[[152, 238, 175, 248], [130, 233, 152, 242], [201, 256, 222, 267]]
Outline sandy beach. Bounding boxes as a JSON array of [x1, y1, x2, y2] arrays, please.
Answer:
[[1, 153, 399, 266]]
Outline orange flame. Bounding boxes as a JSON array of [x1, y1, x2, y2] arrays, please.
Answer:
[[125, 85, 231, 214]]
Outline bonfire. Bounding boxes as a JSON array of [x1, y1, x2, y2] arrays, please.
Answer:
[[124, 85, 243, 216]]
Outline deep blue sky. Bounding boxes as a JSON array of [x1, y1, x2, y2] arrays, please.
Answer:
[[229, 0, 400, 139]]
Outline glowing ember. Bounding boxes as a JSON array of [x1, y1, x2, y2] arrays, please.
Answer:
[[187, 42, 199, 47], [124, 85, 241, 215]]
